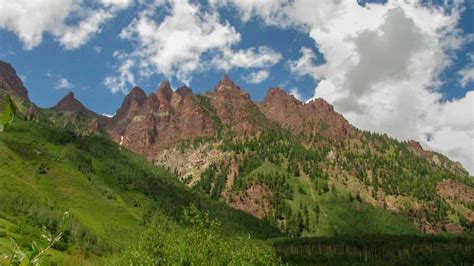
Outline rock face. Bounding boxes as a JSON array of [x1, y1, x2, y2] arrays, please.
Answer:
[[0, 60, 38, 119], [206, 75, 270, 134], [109, 81, 217, 157], [110, 76, 357, 158], [259, 87, 355, 139], [113, 87, 147, 128], [0, 60, 29, 100]]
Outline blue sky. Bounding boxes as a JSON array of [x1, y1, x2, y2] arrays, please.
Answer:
[[0, 1, 317, 114], [0, 0, 473, 173]]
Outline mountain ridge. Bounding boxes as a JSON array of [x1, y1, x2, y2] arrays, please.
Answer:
[[1, 60, 472, 235]]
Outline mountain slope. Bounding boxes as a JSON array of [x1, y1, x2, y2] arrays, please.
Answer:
[[0, 120, 280, 263], [1, 60, 472, 238]]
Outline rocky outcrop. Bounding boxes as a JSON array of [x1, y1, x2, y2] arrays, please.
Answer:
[[0, 60, 38, 119], [260, 87, 355, 139], [206, 75, 271, 134], [110, 81, 217, 157], [112, 87, 147, 128], [53, 92, 97, 116], [0, 60, 29, 100]]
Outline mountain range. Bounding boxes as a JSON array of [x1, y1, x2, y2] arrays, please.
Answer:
[[1, 59, 473, 240]]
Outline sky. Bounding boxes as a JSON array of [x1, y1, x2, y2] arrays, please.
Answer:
[[0, 0, 473, 174]]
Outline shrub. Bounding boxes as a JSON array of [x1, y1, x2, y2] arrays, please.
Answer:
[[121, 205, 280, 265]]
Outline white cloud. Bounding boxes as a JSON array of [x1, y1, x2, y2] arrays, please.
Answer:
[[459, 52, 474, 87], [100, 0, 134, 9], [460, 68, 474, 87], [209, 0, 286, 23], [94, 46, 103, 53], [288, 47, 320, 79], [57, 76, 73, 90], [104, 59, 136, 94], [213, 46, 282, 71], [115, 0, 240, 86], [106, 0, 281, 93], [47, 72, 74, 90], [289, 88, 302, 101], [0, 0, 133, 50], [58, 9, 114, 50], [243, 70, 269, 84], [225, 0, 474, 174]]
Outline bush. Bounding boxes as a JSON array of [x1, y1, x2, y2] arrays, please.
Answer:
[[121, 205, 280, 265]]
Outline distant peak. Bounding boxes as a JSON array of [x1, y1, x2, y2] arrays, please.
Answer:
[[309, 98, 334, 112], [267, 87, 291, 98], [54, 91, 94, 115], [222, 74, 233, 86], [263, 87, 302, 105], [157, 80, 172, 101], [176, 85, 193, 97], [65, 91, 75, 99], [215, 74, 244, 94], [130, 86, 145, 95], [56, 91, 77, 106], [159, 80, 171, 91], [0, 60, 29, 100]]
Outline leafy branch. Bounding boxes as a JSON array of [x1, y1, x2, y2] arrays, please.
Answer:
[[0, 95, 16, 132], [6, 211, 70, 265]]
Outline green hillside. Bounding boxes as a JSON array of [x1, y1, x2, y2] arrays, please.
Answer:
[[0, 120, 280, 264], [192, 129, 473, 237]]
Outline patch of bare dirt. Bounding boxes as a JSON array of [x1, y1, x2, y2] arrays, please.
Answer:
[[227, 182, 273, 219]]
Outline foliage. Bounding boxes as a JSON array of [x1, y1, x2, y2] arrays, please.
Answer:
[[0, 120, 280, 263], [273, 235, 474, 265], [5, 212, 69, 265], [121, 205, 280, 265], [0, 95, 16, 132]]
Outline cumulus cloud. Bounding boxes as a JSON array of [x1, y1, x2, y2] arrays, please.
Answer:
[[0, 0, 132, 50], [106, 0, 281, 93], [209, 0, 286, 23], [288, 47, 320, 79], [243, 70, 269, 84], [224, 0, 474, 174], [47, 72, 74, 90], [104, 59, 136, 94], [459, 52, 474, 87], [212, 46, 282, 71]]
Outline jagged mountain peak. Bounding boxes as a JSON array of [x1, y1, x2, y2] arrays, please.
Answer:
[[113, 86, 147, 122], [307, 98, 335, 112], [130, 86, 146, 98], [0, 60, 29, 100], [264, 87, 302, 106], [222, 74, 233, 86], [157, 80, 173, 101], [54, 91, 94, 114], [214, 74, 245, 94], [176, 85, 193, 97]]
